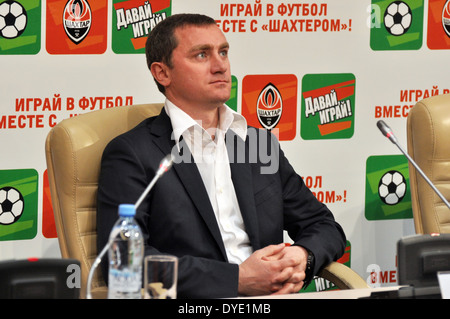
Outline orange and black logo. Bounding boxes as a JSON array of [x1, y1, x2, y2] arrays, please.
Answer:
[[63, 0, 92, 44]]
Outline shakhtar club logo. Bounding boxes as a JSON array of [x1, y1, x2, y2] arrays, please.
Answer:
[[256, 83, 283, 131], [443, 0, 450, 37], [63, 0, 92, 44]]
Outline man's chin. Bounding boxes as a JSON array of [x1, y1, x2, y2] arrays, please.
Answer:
[[211, 94, 231, 106]]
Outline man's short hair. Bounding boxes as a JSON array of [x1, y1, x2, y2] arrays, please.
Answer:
[[145, 13, 217, 94]]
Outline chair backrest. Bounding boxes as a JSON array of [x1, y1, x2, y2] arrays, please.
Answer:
[[45, 103, 163, 298], [407, 94, 450, 234]]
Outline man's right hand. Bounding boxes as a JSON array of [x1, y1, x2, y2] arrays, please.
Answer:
[[237, 243, 305, 296]]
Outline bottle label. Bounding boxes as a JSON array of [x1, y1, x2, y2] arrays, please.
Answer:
[[108, 268, 142, 293]]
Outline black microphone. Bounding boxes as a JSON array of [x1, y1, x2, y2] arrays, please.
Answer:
[[377, 120, 398, 143], [376, 120, 450, 210], [86, 153, 175, 299]]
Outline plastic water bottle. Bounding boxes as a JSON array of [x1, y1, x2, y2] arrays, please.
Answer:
[[108, 204, 144, 299]]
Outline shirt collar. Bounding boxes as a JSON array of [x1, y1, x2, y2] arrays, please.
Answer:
[[164, 99, 248, 145]]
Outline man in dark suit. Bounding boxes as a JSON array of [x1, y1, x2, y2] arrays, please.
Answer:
[[97, 13, 346, 298]]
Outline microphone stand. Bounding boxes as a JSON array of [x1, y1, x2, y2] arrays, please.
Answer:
[[377, 120, 450, 210], [86, 154, 174, 299], [86, 241, 110, 299]]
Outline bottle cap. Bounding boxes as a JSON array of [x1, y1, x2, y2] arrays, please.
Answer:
[[118, 204, 136, 217]]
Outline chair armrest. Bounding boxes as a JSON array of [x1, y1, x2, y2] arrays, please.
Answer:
[[317, 262, 369, 290], [90, 286, 108, 299]]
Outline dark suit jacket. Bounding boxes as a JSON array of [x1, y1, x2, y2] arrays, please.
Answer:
[[97, 108, 346, 298]]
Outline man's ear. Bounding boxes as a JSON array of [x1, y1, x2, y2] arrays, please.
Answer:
[[150, 62, 171, 87]]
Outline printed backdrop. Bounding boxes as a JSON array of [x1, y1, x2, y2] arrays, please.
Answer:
[[1, 0, 449, 291]]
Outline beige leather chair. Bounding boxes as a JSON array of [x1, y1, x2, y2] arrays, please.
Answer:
[[407, 94, 450, 234], [45, 103, 164, 298], [45, 103, 367, 299]]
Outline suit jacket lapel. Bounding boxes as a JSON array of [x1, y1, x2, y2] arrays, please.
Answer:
[[226, 130, 261, 250], [149, 109, 228, 261]]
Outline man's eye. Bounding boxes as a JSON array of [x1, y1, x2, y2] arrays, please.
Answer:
[[197, 52, 206, 58]]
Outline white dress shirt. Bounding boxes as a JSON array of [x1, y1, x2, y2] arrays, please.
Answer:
[[164, 99, 253, 264]]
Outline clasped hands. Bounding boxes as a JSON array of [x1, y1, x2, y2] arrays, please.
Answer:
[[238, 243, 308, 296]]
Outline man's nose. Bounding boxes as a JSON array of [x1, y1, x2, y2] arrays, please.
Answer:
[[210, 53, 228, 73]]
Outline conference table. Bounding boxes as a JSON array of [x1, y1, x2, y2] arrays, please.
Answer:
[[238, 284, 443, 299], [238, 286, 402, 299]]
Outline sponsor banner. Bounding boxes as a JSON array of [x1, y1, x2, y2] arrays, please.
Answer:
[[370, 0, 424, 51], [301, 73, 355, 140], [0, 169, 38, 241], [0, 0, 41, 55], [3, 0, 449, 289], [112, 0, 172, 54], [427, 0, 450, 49], [365, 155, 413, 220], [46, 0, 108, 54], [241, 74, 297, 141]]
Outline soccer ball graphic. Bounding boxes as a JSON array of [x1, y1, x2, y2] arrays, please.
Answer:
[[0, 187, 24, 225], [0, 1, 27, 39], [378, 170, 407, 205], [384, 1, 412, 36]]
